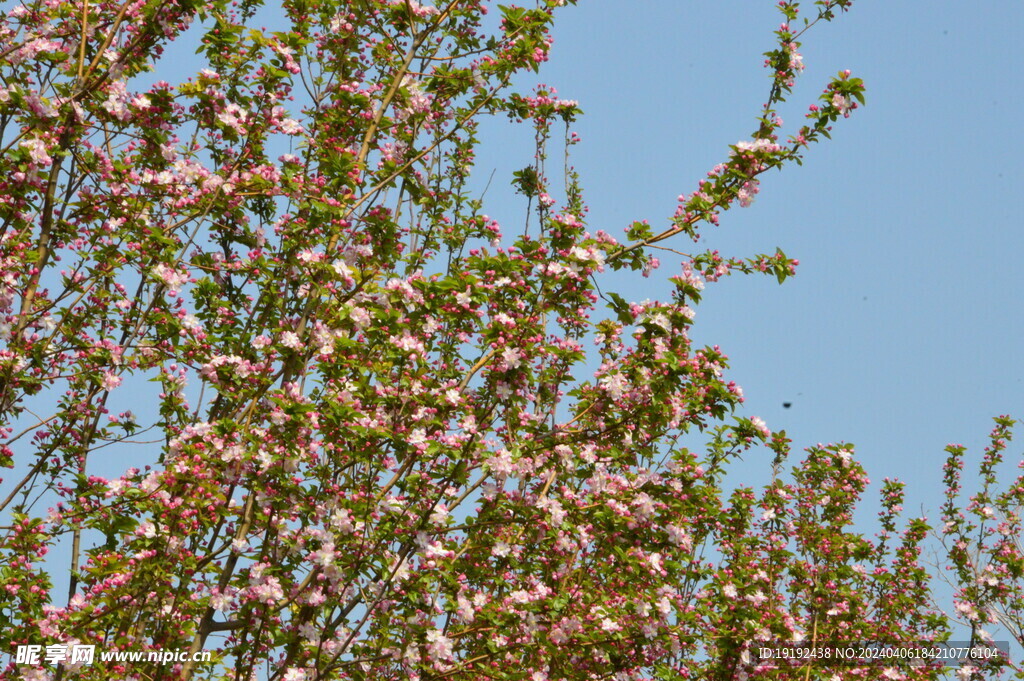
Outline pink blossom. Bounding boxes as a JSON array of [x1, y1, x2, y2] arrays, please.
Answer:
[[954, 600, 979, 621], [831, 93, 851, 115], [217, 102, 249, 133], [391, 332, 424, 353], [956, 666, 978, 681], [501, 346, 522, 369], [789, 47, 805, 72], [737, 179, 760, 207], [9, 37, 63, 65], [152, 263, 190, 293], [210, 589, 235, 612], [101, 81, 130, 120], [735, 138, 781, 154], [349, 306, 371, 328], [394, 0, 439, 18], [424, 629, 453, 664], [279, 331, 302, 349], [751, 416, 770, 437], [599, 372, 627, 399], [20, 137, 52, 166]]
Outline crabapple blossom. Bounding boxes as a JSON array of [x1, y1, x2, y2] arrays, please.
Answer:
[[0, 1, 943, 680]]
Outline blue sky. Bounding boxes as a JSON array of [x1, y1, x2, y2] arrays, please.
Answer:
[[473, 0, 1024, 525]]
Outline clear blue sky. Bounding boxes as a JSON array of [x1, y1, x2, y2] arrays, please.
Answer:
[[477, 0, 1024, 526]]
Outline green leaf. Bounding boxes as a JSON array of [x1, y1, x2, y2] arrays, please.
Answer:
[[605, 292, 633, 325]]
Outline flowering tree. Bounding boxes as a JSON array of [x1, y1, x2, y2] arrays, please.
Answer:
[[940, 416, 1024, 678], [0, 0, 950, 679]]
